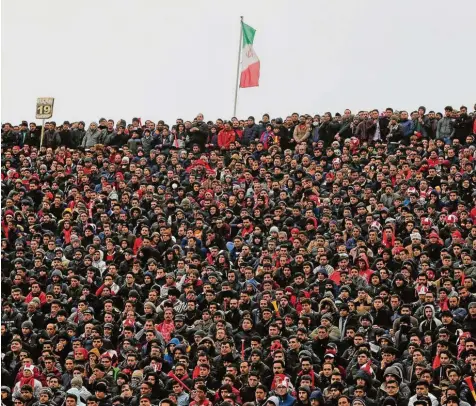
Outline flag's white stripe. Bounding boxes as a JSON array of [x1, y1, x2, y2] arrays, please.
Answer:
[[241, 44, 259, 71]]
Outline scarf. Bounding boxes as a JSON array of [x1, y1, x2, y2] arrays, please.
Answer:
[[19, 375, 35, 388]]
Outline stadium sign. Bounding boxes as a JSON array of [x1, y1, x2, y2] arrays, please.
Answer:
[[36, 97, 55, 119]]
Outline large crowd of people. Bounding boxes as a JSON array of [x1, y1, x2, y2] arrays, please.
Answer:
[[1, 104, 476, 406]]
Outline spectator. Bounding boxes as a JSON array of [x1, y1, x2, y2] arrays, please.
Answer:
[[2, 105, 476, 406]]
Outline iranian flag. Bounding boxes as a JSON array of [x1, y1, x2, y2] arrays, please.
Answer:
[[240, 22, 260, 88], [360, 360, 374, 376]]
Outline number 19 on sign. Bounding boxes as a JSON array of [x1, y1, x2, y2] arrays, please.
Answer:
[[36, 98, 55, 119]]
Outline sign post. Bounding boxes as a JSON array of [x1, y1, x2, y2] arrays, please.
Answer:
[[36, 97, 54, 148]]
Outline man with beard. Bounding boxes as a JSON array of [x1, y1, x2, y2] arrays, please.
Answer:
[[56, 121, 73, 148], [295, 357, 320, 389], [454, 106, 473, 143], [240, 370, 261, 403], [186, 114, 208, 152], [166, 362, 192, 392]]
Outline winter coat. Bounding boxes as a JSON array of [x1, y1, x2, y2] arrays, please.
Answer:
[[141, 135, 157, 155], [167, 133, 185, 149], [13, 378, 43, 399], [242, 124, 261, 145], [400, 119, 414, 138], [266, 396, 281, 406], [370, 306, 393, 329], [82, 127, 103, 148], [217, 129, 236, 150], [419, 304, 442, 333], [186, 121, 208, 150], [43, 129, 61, 149], [23, 129, 41, 147], [293, 124, 311, 143], [318, 121, 340, 146], [57, 129, 73, 148], [436, 117, 455, 140], [355, 119, 377, 142], [1, 130, 18, 148], [71, 128, 86, 148], [2, 308, 23, 330], [454, 113, 473, 141], [387, 124, 404, 144]]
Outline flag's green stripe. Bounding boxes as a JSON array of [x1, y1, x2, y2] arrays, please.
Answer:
[[242, 22, 256, 47]]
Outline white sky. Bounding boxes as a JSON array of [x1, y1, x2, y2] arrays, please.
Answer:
[[2, 0, 475, 126]]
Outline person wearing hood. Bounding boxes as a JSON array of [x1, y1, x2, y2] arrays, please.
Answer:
[[295, 356, 321, 390], [345, 370, 378, 402], [91, 251, 106, 276], [309, 389, 324, 406], [377, 364, 411, 401], [391, 274, 416, 305], [1, 386, 13, 406], [355, 255, 374, 284], [266, 395, 281, 406], [46, 269, 70, 294], [164, 338, 181, 365], [419, 305, 442, 334]]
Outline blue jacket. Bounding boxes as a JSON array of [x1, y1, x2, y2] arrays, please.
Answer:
[[400, 119, 414, 137], [278, 394, 296, 406], [242, 124, 261, 145]]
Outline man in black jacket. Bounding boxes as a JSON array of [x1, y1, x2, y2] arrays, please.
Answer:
[[25, 122, 42, 147], [71, 121, 86, 148], [43, 122, 60, 149], [454, 106, 473, 143], [242, 116, 260, 146], [57, 121, 73, 148], [379, 108, 394, 141], [1, 123, 17, 149], [187, 113, 208, 151]]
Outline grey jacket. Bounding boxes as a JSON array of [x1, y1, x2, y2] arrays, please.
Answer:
[[141, 135, 156, 154], [436, 117, 455, 139], [81, 127, 103, 148]]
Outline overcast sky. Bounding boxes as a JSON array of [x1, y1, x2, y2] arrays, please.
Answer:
[[2, 0, 475, 126]]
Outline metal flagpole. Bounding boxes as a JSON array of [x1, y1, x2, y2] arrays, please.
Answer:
[[39, 119, 45, 149], [233, 16, 244, 117]]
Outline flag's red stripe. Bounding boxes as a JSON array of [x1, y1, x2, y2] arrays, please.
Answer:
[[240, 61, 260, 88]]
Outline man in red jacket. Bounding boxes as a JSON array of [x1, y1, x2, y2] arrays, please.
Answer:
[[217, 121, 236, 150], [25, 282, 47, 307], [189, 384, 212, 406]]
